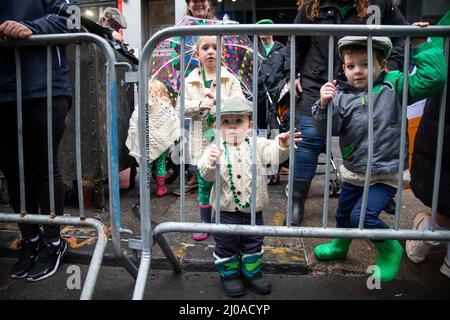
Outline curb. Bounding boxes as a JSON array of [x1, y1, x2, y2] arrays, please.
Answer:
[[0, 227, 310, 275]]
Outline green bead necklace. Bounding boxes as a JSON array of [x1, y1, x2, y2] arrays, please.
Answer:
[[223, 137, 252, 209]]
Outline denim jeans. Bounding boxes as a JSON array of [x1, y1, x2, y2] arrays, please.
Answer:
[[335, 182, 397, 229], [294, 115, 326, 181]]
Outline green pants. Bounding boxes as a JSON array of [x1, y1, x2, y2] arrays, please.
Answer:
[[197, 170, 213, 206], [149, 150, 168, 177]]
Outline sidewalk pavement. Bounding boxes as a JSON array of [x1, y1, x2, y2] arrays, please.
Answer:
[[1, 150, 449, 298], [1, 174, 448, 282]]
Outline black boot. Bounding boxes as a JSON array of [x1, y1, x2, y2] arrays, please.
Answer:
[[383, 198, 396, 215], [200, 206, 212, 223], [214, 254, 245, 297], [285, 179, 311, 226], [240, 251, 271, 294]]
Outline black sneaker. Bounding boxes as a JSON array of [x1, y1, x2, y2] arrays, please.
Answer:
[[26, 238, 67, 282], [10, 238, 40, 279]]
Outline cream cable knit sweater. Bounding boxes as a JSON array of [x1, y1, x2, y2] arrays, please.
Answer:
[[198, 136, 289, 213], [180, 66, 245, 165], [126, 95, 180, 163]]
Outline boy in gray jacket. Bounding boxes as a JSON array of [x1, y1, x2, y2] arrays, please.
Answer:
[[312, 24, 447, 282]]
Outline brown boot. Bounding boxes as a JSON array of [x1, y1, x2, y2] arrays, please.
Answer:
[[173, 172, 198, 196]]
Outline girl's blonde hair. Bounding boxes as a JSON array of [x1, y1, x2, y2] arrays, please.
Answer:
[[296, 0, 369, 22], [195, 35, 227, 67], [185, 0, 217, 20]]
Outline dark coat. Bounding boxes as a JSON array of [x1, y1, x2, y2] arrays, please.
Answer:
[[257, 40, 288, 128], [285, 0, 408, 119], [410, 74, 450, 217], [258, 40, 288, 101], [0, 0, 74, 102]]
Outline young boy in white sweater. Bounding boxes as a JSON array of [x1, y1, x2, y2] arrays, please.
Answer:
[[198, 96, 301, 297], [183, 35, 245, 241]]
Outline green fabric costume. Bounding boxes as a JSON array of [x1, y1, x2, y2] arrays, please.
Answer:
[[148, 149, 168, 177]]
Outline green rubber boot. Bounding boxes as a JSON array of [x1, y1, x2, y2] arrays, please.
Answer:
[[372, 240, 403, 282], [314, 238, 352, 261]]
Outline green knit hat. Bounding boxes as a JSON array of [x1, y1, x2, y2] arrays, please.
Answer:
[[256, 19, 274, 24]]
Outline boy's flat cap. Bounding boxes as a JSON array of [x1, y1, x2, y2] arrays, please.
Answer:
[[338, 36, 392, 59], [220, 97, 253, 115], [103, 7, 127, 29]]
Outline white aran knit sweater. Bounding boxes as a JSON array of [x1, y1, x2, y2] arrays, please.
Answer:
[[126, 95, 180, 163], [198, 136, 289, 213]]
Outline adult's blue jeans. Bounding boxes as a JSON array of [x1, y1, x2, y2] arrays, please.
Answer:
[[335, 182, 397, 229], [294, 115, 326, 181]]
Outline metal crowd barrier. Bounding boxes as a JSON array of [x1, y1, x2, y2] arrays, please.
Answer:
[[0, 33, 137, 299], [132, 24, 450, 299]]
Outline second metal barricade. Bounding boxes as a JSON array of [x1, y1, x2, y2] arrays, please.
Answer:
[[131, 24, 450, 299]]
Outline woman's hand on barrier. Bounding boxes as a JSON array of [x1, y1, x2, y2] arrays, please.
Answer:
[[411, 21, 430, 48], [287, 77, 303, 99], [0, 21, 33, 40]]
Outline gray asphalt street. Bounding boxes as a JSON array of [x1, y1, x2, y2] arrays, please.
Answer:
[[1, 256, 449, 300]]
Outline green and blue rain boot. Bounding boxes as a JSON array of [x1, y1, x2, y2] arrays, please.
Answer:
[[240, 250, 271, 294], [214, 253, 245, 297], [314, 238, 352, 261], [372, 240, 403, 282]]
